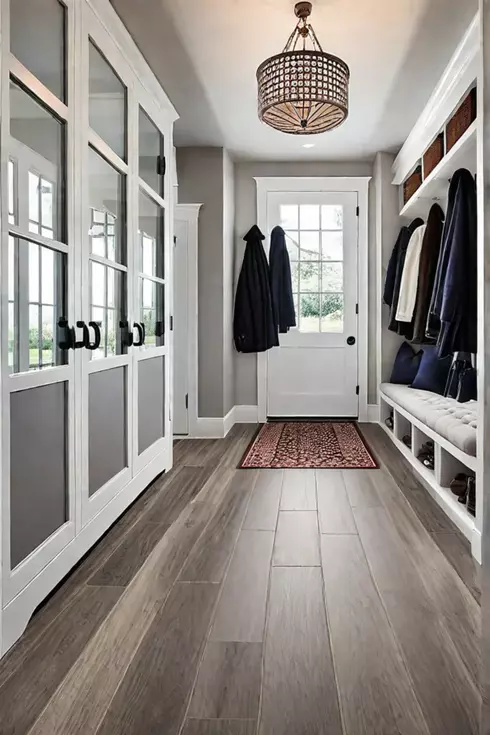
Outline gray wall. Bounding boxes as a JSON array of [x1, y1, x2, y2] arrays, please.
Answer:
[[233, 161, 375, 407], [177, 148, 225, 418], [223, 150, 236, 416]]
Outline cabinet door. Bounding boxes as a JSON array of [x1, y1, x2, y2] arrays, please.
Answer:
[[80, 5, 134, 525], [2, 0, 76, 603], [131, 100, 173, 475]]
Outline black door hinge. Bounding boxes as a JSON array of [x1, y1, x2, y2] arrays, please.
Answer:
[[185, 393, 189, 409], [157, 155, 166, 176], [356, 385, 360, 395], [173, 235, 177, 245], [170, 315, 174, 331], [355, 303, 359, 315], [356, 206, 359, 216]]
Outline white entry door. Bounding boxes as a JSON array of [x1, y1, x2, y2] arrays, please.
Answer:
[[266, 191, 359, 418]]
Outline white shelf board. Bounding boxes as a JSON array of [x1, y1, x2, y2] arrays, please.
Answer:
[[400, 120, 477, 220], [380, 422, 475, 543]]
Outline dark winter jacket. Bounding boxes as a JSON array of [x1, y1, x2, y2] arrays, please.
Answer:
[[388, 218, 424, 333], [410, 203, 445, 344], [233, 225, 279, 353], [431, 168, 477, 357], [269, 226, 296, 333]]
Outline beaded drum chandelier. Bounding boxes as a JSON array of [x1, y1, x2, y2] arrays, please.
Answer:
[[257, 1, 349, 135]]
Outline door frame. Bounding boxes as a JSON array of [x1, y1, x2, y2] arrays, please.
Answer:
[[173, 203, 201, 437], [255, 176, 371, 423]]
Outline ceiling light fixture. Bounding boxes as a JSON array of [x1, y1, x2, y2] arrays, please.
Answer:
[[257, 1, 349, 135], [302, 143, 315, 148]]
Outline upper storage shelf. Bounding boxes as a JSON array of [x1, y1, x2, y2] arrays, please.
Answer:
[[400, 120, 477, 219], [392, 13, 479, 217]]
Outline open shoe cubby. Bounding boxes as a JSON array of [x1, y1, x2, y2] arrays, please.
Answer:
[[379, 393, 477, 545]]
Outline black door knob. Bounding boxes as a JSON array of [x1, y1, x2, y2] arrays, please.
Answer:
[[347, 336, 356, 346]]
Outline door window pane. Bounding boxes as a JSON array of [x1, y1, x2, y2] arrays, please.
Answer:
[[88, 147, 126, 265], [321, 231, 343, 260], [300, 231, 320, 261], [90, 262, 127, 359], [280, 205, 298, 230], [322, 263, 343, 292], [139, 108, 164, 195], [10, 238, 67, 373], [139, 190, 164, 278], [299, 262, 320, 292], [8, 160, 16, 225], [89, 41, 126, 160], [321, 293, 344, 333], [10, 81, 65, 242], [285, 231, 299, 260], [321, 205, 343, 230], [11, 0, 66, 102], [140, 278, 165, 348], [299, 294, 320, 333], [300, 205, 320, 230]]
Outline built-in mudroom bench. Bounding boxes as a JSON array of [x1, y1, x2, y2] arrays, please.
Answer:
[[374, 12, 483, 562]]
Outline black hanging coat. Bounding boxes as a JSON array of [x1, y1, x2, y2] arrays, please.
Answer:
[[428, 168, 477, 357], [233, 225, 279, 353], [269, 225, 296, 333], [387, 218, 424, 333]]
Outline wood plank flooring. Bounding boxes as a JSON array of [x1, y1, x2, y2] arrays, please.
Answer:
[[0, 422, 481, 735]]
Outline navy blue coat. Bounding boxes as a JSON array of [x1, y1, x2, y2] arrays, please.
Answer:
[[269, 226, 296, 333]]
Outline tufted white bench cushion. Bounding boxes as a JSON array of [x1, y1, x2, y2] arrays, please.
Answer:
[[380, 383, 477, 457]]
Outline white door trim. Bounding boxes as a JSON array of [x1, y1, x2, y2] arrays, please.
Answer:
[[173, 203, 201, 437], [255, 176, 371, 423]]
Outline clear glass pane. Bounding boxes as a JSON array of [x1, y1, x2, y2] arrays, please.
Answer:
[[107, 267, 115, 308], [321, 231, 343, 260], [285, 231, 299, 260], [29, 172, 40, 226], [29, 242, 39, 302], [139, 107, 164, 195], [300, 231, 320, 261], [91, 261, 106, 307], [10, 81, 65, 242], [299, 294, 320, 333], [9, 160, 16, 224], [88, 147, 126, 264], [299, 262, 320, 292], [91, 305, 105, 361], [89, 41, 126, 160], [321, 205, 343, 230], [41, 179, 54, 229], [300, 205, 320, 230], [141, 278, 164, 347], [41, 246, 55, 303], [139, 190, 164, 278], [322, 262, 343, 292], [9, 238, 67, 373], [280, 205, 298, 230], [321, 293, 344, 332], [11, 0, 66, 101], [29, 304, 40, 367], [41, 305, 54, 365], [107, 309, 116, 356]]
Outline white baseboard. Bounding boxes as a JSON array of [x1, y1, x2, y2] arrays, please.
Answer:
[[193, 416, 228, 439], [234, 405, 259, 423], [367, 404, 380, 422]]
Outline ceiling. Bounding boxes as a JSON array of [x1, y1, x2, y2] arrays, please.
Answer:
[[112, 0, 477, 161]]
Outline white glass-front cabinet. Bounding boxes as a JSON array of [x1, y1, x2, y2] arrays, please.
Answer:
[[0, 0, 177, 656]]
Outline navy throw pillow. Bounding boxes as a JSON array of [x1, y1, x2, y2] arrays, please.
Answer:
[[411, 347, 452, 395], [390, 342, 422, 385]]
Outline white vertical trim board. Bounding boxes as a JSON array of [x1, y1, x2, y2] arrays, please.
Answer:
[[255, 177, 371, 424]]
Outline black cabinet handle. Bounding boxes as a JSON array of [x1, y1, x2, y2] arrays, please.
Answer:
[[133, 322, 145, 347], [58, 318, 76, 350], [75, 321, 89, 349], [120, 320, 133, 347], [86, 321, 102, 351]]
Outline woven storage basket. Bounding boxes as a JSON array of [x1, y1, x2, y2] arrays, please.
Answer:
[[423, 134, 444, 178], [403, 166, 422, 205], [446, 88, 477, 152]]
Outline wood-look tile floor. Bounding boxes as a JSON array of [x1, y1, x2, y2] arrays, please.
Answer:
[[0, 422, 481, 735]]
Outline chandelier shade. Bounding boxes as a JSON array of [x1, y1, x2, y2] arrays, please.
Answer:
[[257, 2, 350, 135]]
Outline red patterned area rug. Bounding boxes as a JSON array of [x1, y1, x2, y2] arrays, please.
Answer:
[[240, 422, 377, 470]]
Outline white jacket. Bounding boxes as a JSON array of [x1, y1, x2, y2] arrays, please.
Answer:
[[396, 224, 427, 322]]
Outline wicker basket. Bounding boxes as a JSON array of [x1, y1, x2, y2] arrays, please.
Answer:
[[403, 166, 422, 205], [423, 134, 444, 179], [446, 88, 477, 152]]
